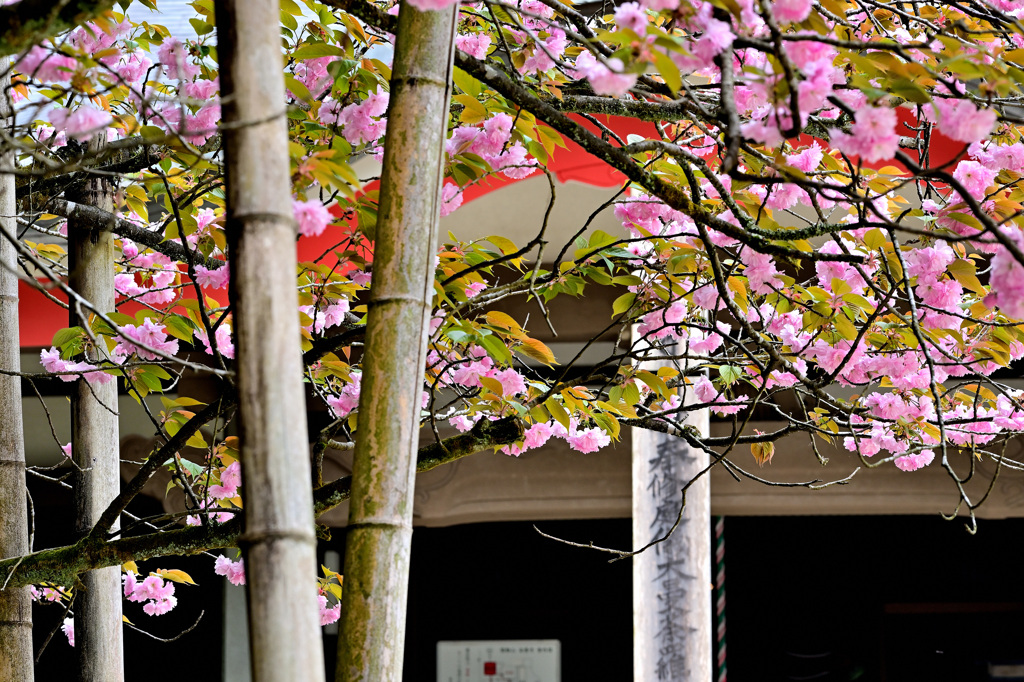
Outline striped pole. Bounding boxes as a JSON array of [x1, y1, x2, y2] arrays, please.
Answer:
[[714, 516, 727, 682]]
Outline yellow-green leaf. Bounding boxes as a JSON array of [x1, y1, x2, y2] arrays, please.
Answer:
[[546, 397, 570, 431], [516, 337, 557, 365], [155, 569, 197, 585]]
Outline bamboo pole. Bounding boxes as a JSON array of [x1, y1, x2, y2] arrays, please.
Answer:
[[0, 55, 35, 682], [214, 2, 326, 680], [68, 136, 124, 682], [334, 3, 458, 680]]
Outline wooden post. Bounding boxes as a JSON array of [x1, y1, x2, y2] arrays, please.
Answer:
[[0, 55, 35, 682], [214, 2, 326, 681], [633, 368, 712, 681], [334, 3, 457, 680], [68, 136, 124, 682]]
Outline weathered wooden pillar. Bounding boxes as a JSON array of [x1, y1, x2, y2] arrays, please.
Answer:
[[334, 2, 458, 680], [68, 135, 124, 682], [633, 374, 712, 681], [215, 1, 326, 680], [0, 55, 35, 682]]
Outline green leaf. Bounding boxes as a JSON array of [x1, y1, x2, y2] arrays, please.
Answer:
[[189, 18, 214, 35], [480, 334, 512, 365], [833, 312, 857, 341], [719, 365, 742, 386], [612, 292, 636, 317], [545, 397, 570, 432], [284, 74, 312, 103], [51, 326, 85, 350], [948, 259, 986, 296], [163, 314, 197, 342], [176, 459, 206, 477], [593, 412, 621, 441], [453, 67, 482, 98], [638, 370, 669, 398], [292, 43, 347, 61], [186, 431, 208, 449], [651, 49, 681, 94]]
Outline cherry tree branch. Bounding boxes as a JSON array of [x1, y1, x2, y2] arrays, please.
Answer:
[[0, 415, 524, 589], [0, 0, 115, 56]]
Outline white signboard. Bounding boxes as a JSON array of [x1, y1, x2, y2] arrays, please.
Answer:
[[437, 640, 561, 682]]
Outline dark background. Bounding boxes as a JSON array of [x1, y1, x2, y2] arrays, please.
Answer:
[[27, 477, 1024, 682]]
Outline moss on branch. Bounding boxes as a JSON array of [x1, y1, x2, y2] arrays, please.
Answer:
[[0, 0, 116, 56], [0, 417, 523, 588]]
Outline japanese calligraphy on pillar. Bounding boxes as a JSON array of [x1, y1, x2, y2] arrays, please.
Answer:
[[633, 397, 711, 682]]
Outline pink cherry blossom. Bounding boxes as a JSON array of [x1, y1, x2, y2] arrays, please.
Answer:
[[739, 248, 784, 294], [830, 105, 900, 162], [327, 372, 362, 419], [209, 461, 241, 499], [930, 98, 996, 144], [986, 233, 1024, 319], [640, 0, 680, 9], [566, 425, 611, 453], [333, 88, 390, 144], [614, 2, 649, 33], [214, 556, 246, 586], [69, 21, 128, 63], [456, 34, 492, 59], [693, 376, 745, 415], [692, 18, 735, 63], [319, 594, 341, 625], [186, 498, 233, 526], [125, 574, 178, 616], [115, 320, 179, 361], [158, 37, 201, 80], [293, 199, 333, 237], [952, 159, 998, 200], [524, 421, 555, 449], [464, 280, 487, 298], [493, 368, 527, 397], [116, 53, 152, 84], [573, 52, 637, 96], [17, 45, 77, 82], [183, 78, 219, 101], [62, 618, 74, 647], [194, 263, 230, 289], [195, 323, 235, 359], [39, 347, 114, 385], [157, 101, 220, 145], [905, 240, 955, 280], [894, 450, 935, 471], [294, 57, 337, 99], [487, 142, 538, 179], [40, 347, 73, 380], [773, 0, 813, 22], [785, 35, 838, 71], [450, 415, 477, 432], [440, 182, 464, 217], [48, 106, 113, 141]]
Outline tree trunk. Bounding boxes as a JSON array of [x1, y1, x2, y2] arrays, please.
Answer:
[[215, 2, 326, 680], [334, 4, 457, 680], [68, 136, 124, 682], [0, 56, 35, 682]]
